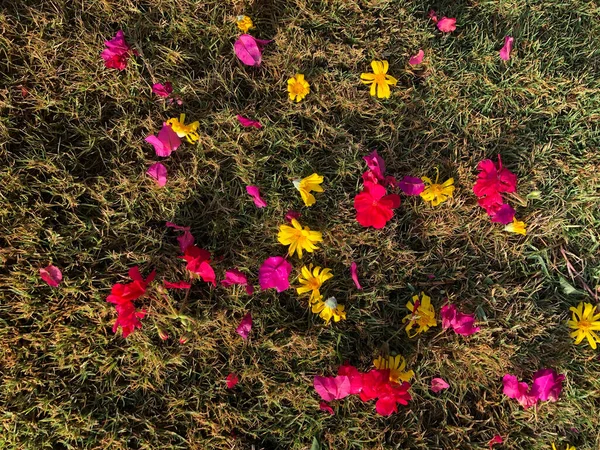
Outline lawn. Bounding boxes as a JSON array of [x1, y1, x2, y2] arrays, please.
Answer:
[[1, 0, 600, 449]]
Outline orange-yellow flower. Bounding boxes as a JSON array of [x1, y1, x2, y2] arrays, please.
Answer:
[[288, 74, 310, 102], [277, 219, 322, 259], [360, 60, 397, 99], [568, 302, 600, 349], [297, 265, 333, 301], [403, 292, 437, 337]]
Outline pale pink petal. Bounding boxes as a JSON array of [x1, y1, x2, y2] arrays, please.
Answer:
[[163, 280, 191, 289], [147, 163, 167, 187], [40, 265, 62, 287], [350, 262, 362, 290], [409, 49, 424, 65], [431, 377, 450, 393], [152, 82, 173, 98], [319, 401, 334, 415], [258, 256, 292, 292], [226, 373, 239, 389], [488, 435, 503, 448], [437, 17, 457, 33], [237, 115, 262, 129], [246, 185, 267, 208], [234, 34, 271, 66], [236, 312, 253, 339], [499, 36, 514, 61]]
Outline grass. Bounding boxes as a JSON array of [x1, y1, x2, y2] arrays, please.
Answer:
[[1, 0, 600, 448]]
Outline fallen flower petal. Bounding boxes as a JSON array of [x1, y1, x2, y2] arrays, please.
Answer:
[[285, 210, 301, 222], [354, 181, 401, 229], [350, 262, 362, 290], [177, 231, 195, 253], [234, 34, 271, 66], [101, 30, 134, 70], [397, 176, 425, 196], [489, 203, 516, 224], [163, 280, 191, 289], [183, 246, 216, 286], [223, 269, 253, 295], [147, 162, 167, 187], [363, 150, 386, 181], [166, 222, 190, 232], [409, 49, 425, 65], [152, 82, 173, 98], [314, 375, 352, 402], [502, 374, 537, 408], [145, 124, 181, 157], [113, 302, 146, 338], [437, 17, 457, 33], [40, 264, 63, 287], [258, 256, 293, 292], [531, 368, 564, 402], [246, 185, 267, 208], [440, 304, 480, 336], [226, 373, 239, 389], [237, 115, 262, 129], [428, 10, 439, 23], [488, 435, 503, 448], [431, 377, 450, 393], [319, 401, 334, 415], [500, 36, 514, 61], [338, 363, 363, 394], [236, 312, 253, 339]]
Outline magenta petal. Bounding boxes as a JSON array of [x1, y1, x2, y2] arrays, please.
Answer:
[[234, 34, 268, 66], [363, 150, 386, 181], [350, 262, 362, 290], [319, 401, 334, 415], [500, 36, 514, 61], [409, 49, 424, 65], [258, 256, 292, 292], [437, 17, 457, 33], [285, 210, 301, 222], [314, 375, 351, 402], [397, 176, 425, 195], [246, 185, 267, 208], [431, 377, 450, 393], [40, 265, 63, 287], [490, 203, 515, 224], [531, 368, 564, 402], [147, 163, 167, 187], [177, 230, 195, 253], [145, 124, 181, 157], [237, 115, 262, 129], [152, 82, 173, 98], [489, 435, 503, 448], [166, 222, 190, 231], [236, 312, 253, 339]]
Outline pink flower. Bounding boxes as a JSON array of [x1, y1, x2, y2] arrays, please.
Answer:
[[152, 82, 173, 98], [500, 36, 514, 61], [40, 264, 62, 287], [147, 162, 167, 187], [502, 374, 538, 408], [236, 312, 253, 339], [440, 304, 480, 336], [106, 266, 156, 305], [397, 176, 425, 196], [409, 49, 424, 65], [113, 302, 146, 338], [183, 246, 216, 286], [488, 435, 503, 448], [350, 262, 362, 290], [314, 375, 352, 402], [246, 185, 267, 208], [258, 256, 292, 292], [237, 115, 262, 129], [223, 269, 254, 295], [354, 181, 401, 229], [437, 17, 457, 33], [363, 150, 386, 181], [530, 368, 564, 402], [101, 30, 134, 70], [226, 373, 239, 389], [473, 157, 517, 198], [234, 34, 272, 66], [145, 124, 182, 157], [319, 401, 334, 415], [359, 369, 412, 416], [163, 280, 191, 289], [285, 210, 301, 222], [431, 377, 450, 393]]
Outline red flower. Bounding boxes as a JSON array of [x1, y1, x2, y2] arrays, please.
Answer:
[[113, 301, 146, 338], [473, 156, 517, 199], [354, 181, 401, 229], [359, 368, 412, 416], [183, 246, 216, 286], [107, 266, 156, 305]]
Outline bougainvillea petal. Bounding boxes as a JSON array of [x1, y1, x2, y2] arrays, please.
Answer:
[[237, 115, 262, 129], [409, 49, 424, 65], [236, 312, 253, 339], [431, 378, 450, 393], [350, 262, 362, 290], [145, 124, 181, 157], [319, 401, 334, 415], [397, 176, 425, 195], [437, 17, 457, 33], [338, 363, 363, 394], [531, 368, 564, 402], [500, 36, 514, 61], [502, 374, 538, 408], [246, 185, 267, 208], [152, 82, 173, 98], [314, 375, 351, 402], [489, 435, 503, 448], [440, 304, 480, 335], [177, 231, 195, 253], [40, 265, 62, 287], [363, 150, 386, 181], [147, 163, 167, 187], [234, 34, 271, 66], [164, 280, 191, 289], [226, 373, 239, 389], [258, 256, 292, 292], [101, 30, 133, 70]]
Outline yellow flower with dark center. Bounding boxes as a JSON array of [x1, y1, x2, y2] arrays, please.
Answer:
[[166, 113, 200, 143], [420, 170, 455, 206], [568, 302, 600, 349], [287, 74, 310, 102], [373, 355, 414, 383], [311, 295, 346, 323], [297, 265, 333, 301], [403, 292, 437, 337], [360, 60, 398, 99], [293, 173, 324, 206], [277, 218, 322, 259], [504, 218, 527, 235], [236, 15, 253, 33]]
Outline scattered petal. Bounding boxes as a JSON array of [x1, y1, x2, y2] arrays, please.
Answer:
[[177, 231, 195, 253], [488, 435, 503, 448], [223, 269, 254, 295], [428, 10, 439, 23], [409, 49, 425, 65], [236, 313, 253, 339], [226, 373, 239, 389], [440, 304, 480, 335], [319, 401, 334, 415], [147, 163, 167, 187], [437, 17, 457, 33], [246, 185, 267, 208], [313, 375, 352, 402], [500, 36, 514, 61], [234, 34, 271, 66], [258, 256, 293, 292], [152, 82, 173, 98], [101, 30, 134, 70], [237, 115, 262, 129], [531, 368, 564, 402], [350, 262, 362, 290], [397, 176, 425, 196], [163, 280, 191, 289], [40, 265, 63, 287], [166, 222, 190, 232], [489, 203, 516, 224], [285, 210, 301, 222], [145, 124, 181, 157], [502, 374, 537, 408], [431, 377, 450, 393], [363, 150, 386, 181]]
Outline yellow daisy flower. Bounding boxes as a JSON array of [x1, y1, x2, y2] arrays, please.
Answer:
[[297, 265, 333, 301], [403, 292, 437, 338], [166, 113, 200, 143], [552, 444, 576, 450], [293, 173, 324, 206], [236, 15, 253, 33], [568, 302, 600, 349], [373, 355, 414, 383], [504, 218, 527, 235], [360, 60, 398, 99], [311, 295, 346, 323], [277, 218, 323, 259], [288, 74, 310, 102], [420, 170, 455, 206]]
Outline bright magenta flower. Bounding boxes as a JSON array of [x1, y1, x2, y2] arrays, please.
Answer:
[[237, 115, 262, 129], [440, 304, 480, 335], [106, 266, 156, 305], [437, 17, 457, 33], [314, 375, 352, 401], [246, 185, 267, 208], [354, 181, 400, 229], [40, 264, 62, 287], [431, 378, 450, 393], [258, 256, 293, 292], [145, 124, 181, 157], [101, 30, 135, 70], [359, 369, 412, 416], [236, 312, 253, 339], [473, 156, 517, 199]]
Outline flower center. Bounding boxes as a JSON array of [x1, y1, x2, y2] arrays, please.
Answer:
[[291, 82, 305, 95], [374, 73, 387, 85], [428, 184, 443, 196], [579, 320, 592, 331], [324, 297, 338, 309], [307, 278, 321, 290]]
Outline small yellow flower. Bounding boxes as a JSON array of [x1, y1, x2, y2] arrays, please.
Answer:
[[293, 173, 324, 206], [420, 170, 455, 206], [236, 15, 253, 33], [311, 295, 346, 323], [360, 60, 398, 99], [568, 302, 600, 349], [297, 265, 333, 301], [373, 355, 414, 383], [277, 218, 323, 259], [552, 444, 576, 450], [288, 74, 310, 102], [403, 292, 437, 337], [505, 218, 527, 235], [166, 113, 200, 143]]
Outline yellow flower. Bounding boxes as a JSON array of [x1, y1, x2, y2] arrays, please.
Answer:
[[297, 265, 333, 301], [166, 113, 200, 143], [373, 355, 414, 383], [568, 302, 600, 349], [360, 60, 398, 99], [420, 170, 455, 206], [277, 218, 323, 259], [293, 173, 324, 206], [505, 218, 527, 235], [403, 292, 437, 337], [311, 295, 346, 323], [552, 444, 576, 450], [288, 74, 310, 102], [236, 15, 253, 33]]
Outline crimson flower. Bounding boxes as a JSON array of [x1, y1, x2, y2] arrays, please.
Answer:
[[183, 246, 216, 286], [107, 266, 156, 305], [359, 369, 412, 416], [354, 181, 401, 229], [113, 301, 146, 338], [473, 156, 517, 199], [101, 30, 135, 70]]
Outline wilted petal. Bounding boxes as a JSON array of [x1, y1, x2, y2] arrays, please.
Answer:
[[236, 312, 253, 339], [350, 262, 362, 290], [226, 373, 239, 389], [397, 176, 425, 195], [177, 231, 195, 253], [152, 82, 173, 98], [40, 265, 63, 287], [147, 163, 167, 187], [409, 49, 424, 65], [499, 36, 514, 61], [237, 115, 262, 129], [437, 17, 457, 33], [319, 401, 334, 415], [234, 34, 271, 66], [163, 280, 191, 289], [285, 210, 301, 222]]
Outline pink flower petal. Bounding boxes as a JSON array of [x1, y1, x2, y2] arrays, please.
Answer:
[[431, 377, 450, 393], [428, 10, 439, 23], [258, 256, 292, 292], [502, 374, 538, 408], [489, 203, 515, 224], [285, 210, 301, 222], [363, 150, 386, 181], [319, 401, 334, 415], [164, 280, 191, 289], [437, 17, 457, 33], [40, 265, 62, 287], [397, 176, 425, 195], [177, 231, 195, 253], [147, 163, 167, 187], [226, 373, 239, 389], [531, 368, 564, 402], [488, 435, 503, 448], [236, 312, 253, 339], [145, 124, 181, 157], [440, 304, 480, 336], [166, 222, 190, 231], [233, 34, 271, 66], [409, 49, 424, 65], [500, 36, 514, 61], [152, 82, 173, 98], [313, 375, 351, 402], [350, 262, 362, 290], [237, 115, 262, 129], [246, 185, 267, 208]]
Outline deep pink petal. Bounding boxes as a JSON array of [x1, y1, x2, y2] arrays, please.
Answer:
[[237, 115, 262, 129], [437, 17, 457, 33], [319, 402, 334, 415], [285, 210, 301, 222], [489, 203, 515, 224], [350, 262, 362, 290], [531, 368, 564, 402], [246, 185, 267, 208], [409, 49, 424, 65], [488, 435, 503, 448], [363, 150, 386, 181], [40, 265, 62, 287], [500, 36, 514, 61], [397, 176, 425, 195], [258, 256, 292, 292], [165, 222, 190, 231], [152, 82, 173, 98], [375, 396, 398, 416], [234, 34, 268, 66], [226, 373, 239, 389], [147, 163, 167, 187], [236, 312, 253, 339], [164, 280, 191, 289], [177, 231, 195, 253]]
